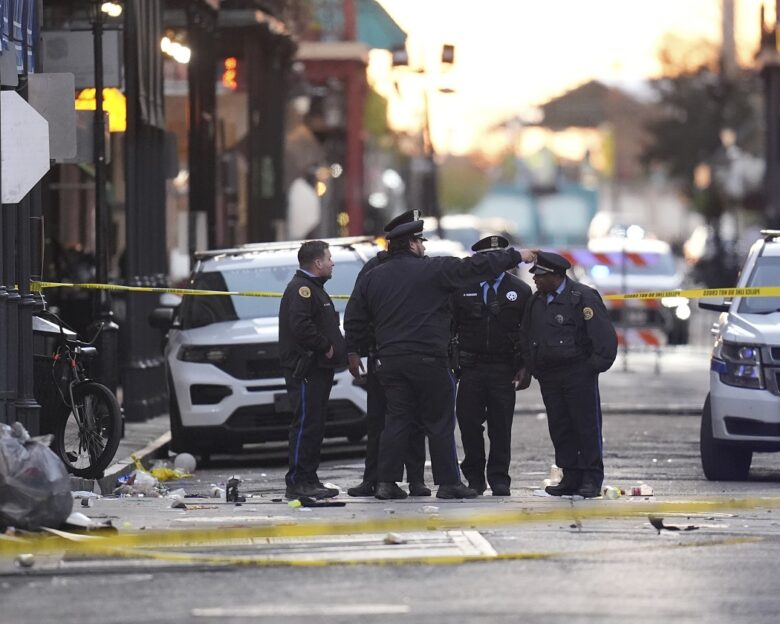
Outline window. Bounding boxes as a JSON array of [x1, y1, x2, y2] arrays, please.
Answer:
[[181, 259, 363, 328], [738, 255, 780, 314]]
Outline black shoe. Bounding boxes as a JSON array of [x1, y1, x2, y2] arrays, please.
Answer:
[[577, 481, 602, 498], [436, 482, 478, 499], [285, 483, 335, 500], [315, 480, 340, 498], [408, 482, 432, 497], [491, 484, 511, 496], [347, 481, 376, 497], [544, 473, 581, 496], [375, 482, 408, 500], [468, 481, 486, 495]]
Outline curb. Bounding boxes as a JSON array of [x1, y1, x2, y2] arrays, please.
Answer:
[[69, 431, 171, 495]]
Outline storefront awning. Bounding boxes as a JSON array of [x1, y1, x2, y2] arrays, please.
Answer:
[[357, 0, 406, 51]]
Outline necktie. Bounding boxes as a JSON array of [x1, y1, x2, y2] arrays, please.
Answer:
[[486, 281, 499, 315]]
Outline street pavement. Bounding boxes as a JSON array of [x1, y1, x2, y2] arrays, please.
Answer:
[[9, 333, 780, 623]]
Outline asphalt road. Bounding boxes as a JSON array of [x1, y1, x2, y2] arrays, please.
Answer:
[[3, 325, 778, 624]]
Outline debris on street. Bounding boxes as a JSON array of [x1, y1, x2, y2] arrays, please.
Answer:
[[649, 515, 699, 534], [0, 423, 73, 531]]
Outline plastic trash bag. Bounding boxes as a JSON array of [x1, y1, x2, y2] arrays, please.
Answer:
[[0, 423, 73, 530]]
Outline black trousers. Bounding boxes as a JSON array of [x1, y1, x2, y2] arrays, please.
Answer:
[[456, 361, 516, 489], [363, 357, 426, 484], [376, 355, 460, 485], [537, 361, 604, 485], [284, 367, 335, 487]]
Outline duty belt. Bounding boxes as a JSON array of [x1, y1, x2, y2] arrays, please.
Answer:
[[460, 351, 514, 364]]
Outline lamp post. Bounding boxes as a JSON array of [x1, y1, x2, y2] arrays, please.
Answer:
[[392, 43, 454, 236], [88, 0, 120, 394]]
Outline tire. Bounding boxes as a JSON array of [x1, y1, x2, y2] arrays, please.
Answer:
[[53, 381, 122, 479], [700, 394, 752, 481]]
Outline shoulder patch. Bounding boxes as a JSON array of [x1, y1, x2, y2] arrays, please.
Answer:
[[583, 306, 594, 320], [298, 286, 311, 299]]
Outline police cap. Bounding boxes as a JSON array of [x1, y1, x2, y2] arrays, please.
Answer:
[[471, 235, 509, 253], [386, 219, 426, 241], [383, 209, 422, 232], [529, 251, 571, 275]]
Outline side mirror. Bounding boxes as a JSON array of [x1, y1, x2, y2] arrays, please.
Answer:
[[149, 307, 175, 330], [698, 299, 730, 313]]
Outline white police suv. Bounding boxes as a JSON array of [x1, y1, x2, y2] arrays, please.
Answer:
[[151, 237, 376, 460], [699, 230, 780, 480]]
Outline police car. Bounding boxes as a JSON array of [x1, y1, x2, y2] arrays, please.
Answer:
[[151, 237, 376, 460], [699, 230, 780, 480], [576, 235, 691, 344]]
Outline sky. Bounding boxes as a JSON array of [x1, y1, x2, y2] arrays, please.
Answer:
[[368, 0, 768, 155]]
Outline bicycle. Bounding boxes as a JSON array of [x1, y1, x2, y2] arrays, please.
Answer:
[[43, 312, 122, 479]]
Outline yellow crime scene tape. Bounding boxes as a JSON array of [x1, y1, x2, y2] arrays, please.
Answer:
[[31, 281, 351, 300], [28, 281, 780, 302], [1, 496, 778, 564]]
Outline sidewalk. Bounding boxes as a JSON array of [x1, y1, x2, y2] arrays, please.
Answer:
[[88, 346, 710, 493]]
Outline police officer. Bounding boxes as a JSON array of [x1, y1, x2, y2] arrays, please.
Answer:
[[346, 210, 428, 498], [452, 235, 532, 496], [279, 241, 347, 500], [345, 219, 536, 500], [520, 251, 617, 498]]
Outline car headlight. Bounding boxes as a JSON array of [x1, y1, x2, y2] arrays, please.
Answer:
[[177, 345, 229, 364], [675, 303, 691, 321], [661, 296, 689, 308], [711, 340, 763, 389]]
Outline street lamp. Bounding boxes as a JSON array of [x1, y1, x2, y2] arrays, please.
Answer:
[[392, 43, 455, 237], [87, 0, 121, 394]]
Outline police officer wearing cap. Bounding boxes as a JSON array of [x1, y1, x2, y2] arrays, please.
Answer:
[[345, 210, 428, 498], [520, 251, 617, 498], [279, 240, 347, 500], [452, 235, 532, 496], [345, 219, 536, 500]]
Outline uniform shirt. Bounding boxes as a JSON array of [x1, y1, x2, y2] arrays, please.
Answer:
[[345, 248, 524, 359], [452, 271, 531, 361], [279, 270, 347, 370], [520, 278, 617, 375]]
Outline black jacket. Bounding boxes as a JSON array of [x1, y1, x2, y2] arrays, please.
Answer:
[[520, 278, 617, 375], [345, 248, 524, 359], [452, 272, 531, 366], [279, 270, 347, 370], [344, 251, 388, 356]]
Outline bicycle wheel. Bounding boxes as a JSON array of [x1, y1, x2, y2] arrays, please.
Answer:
[[53, 381, 122, 478]]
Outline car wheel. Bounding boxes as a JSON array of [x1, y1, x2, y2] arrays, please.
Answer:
[[700, 393, 752, 480]]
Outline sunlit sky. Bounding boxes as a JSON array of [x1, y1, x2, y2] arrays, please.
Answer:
[[368, 0, 768, 155]]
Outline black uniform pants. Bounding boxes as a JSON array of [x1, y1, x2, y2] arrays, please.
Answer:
[[537, 361, 604, 485], [456, 362, 516, 489], [284, 367, 335, 487], [363, 357, 426, 484], [376, 355, 460, 485]]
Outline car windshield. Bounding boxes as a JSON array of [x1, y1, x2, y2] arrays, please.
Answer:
[[583, 252, 678, 278], [738, 255, 780, 314], [180, 260, 363, 329]]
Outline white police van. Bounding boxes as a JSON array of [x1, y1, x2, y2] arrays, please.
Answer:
[[151, 237, 377, 460], [699, 230, 780, 480]]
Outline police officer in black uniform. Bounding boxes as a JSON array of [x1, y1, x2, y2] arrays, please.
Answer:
[[279, 241, 347, 499], [346, 210, 428, 498], [452, 235, 532, 496], [345, 219, 536, 500], [520, 251, 617, 498]]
